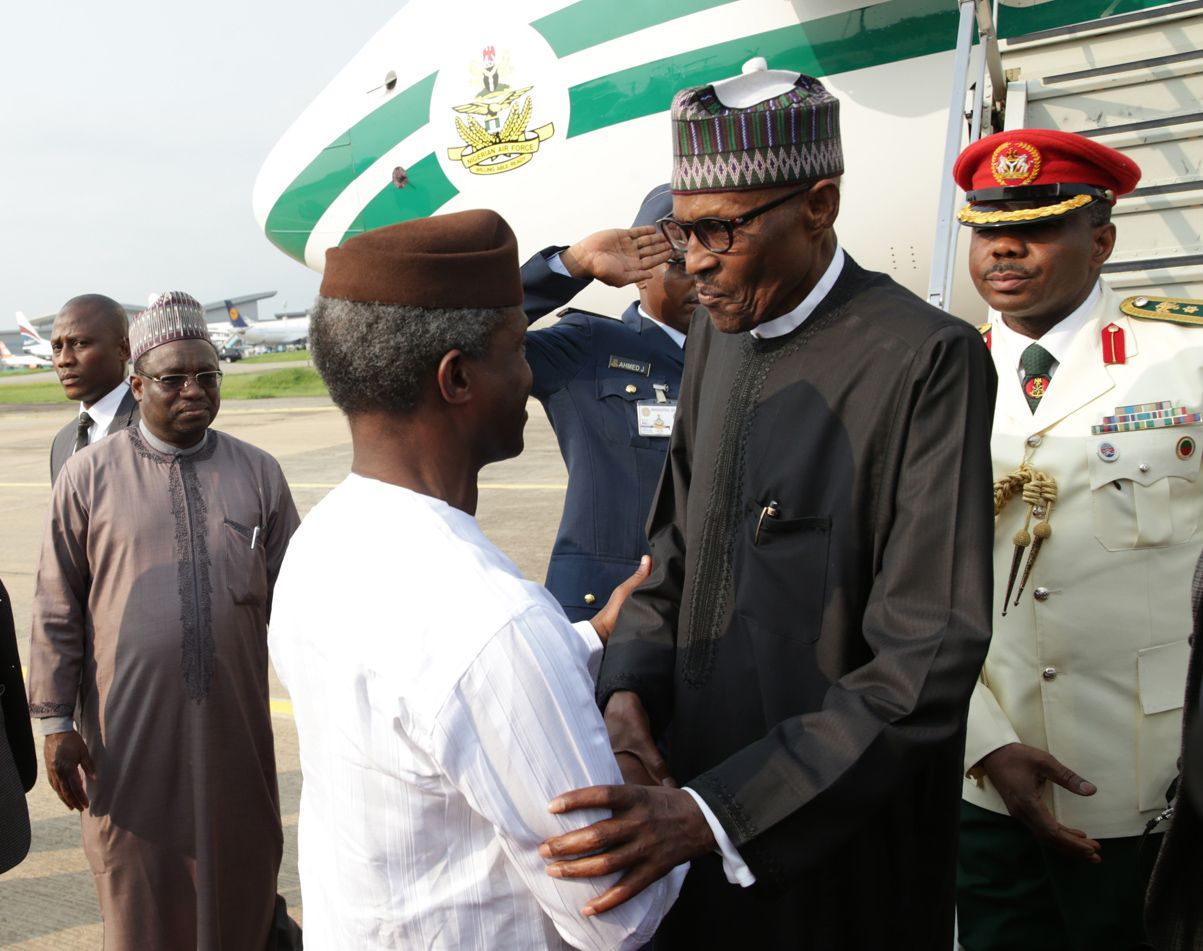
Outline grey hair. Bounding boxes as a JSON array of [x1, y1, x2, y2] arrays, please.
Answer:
[[309, 296, 507, 415]]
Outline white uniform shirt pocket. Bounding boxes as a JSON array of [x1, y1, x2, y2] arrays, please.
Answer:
[[1087, 426, 1203, 550], [1136, 639, 1190, 811]]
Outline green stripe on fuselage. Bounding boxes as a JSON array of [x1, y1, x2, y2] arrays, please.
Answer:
[[998, 0, 1176, 37], [565, 0, 958, 139], [531, 0, 734, 58], [264, 0, 1165, 264], [354, 152, 458, 235], [263, 72, 443, 263]]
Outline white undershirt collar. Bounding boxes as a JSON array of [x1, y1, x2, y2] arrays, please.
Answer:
[[994, 279, 1101, 382], [80, 380, 130, 444], [637, 304, 686, 348], [750, 246, 846, 340]]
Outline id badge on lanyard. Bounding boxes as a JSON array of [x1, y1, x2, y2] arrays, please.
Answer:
[[637, 383, 677, 438]]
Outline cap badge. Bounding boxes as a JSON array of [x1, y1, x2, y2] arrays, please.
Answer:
[[991, 141, 1042, 187]]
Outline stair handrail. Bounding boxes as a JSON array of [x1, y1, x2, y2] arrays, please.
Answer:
[[927, 0, 1005, 312]]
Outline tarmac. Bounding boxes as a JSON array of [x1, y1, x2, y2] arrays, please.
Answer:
[[0, 395, 567, 948]]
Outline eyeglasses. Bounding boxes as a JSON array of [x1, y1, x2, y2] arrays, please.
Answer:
[[138, 371, 224, 391], [657, 184, 814, 254]]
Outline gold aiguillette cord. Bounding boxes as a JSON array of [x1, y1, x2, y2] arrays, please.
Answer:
[[993, 464, 1057, 615]]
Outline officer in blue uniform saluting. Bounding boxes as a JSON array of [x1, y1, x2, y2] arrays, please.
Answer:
[[521, 186, 696, 621]]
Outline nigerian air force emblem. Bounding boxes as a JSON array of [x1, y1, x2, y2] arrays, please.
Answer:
[[447, 46, 554, 175]]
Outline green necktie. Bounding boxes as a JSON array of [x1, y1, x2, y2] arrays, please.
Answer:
[[1020, 343, 1055, 413]]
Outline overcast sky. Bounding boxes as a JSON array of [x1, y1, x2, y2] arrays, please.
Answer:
[[0, 1, 402, 330]]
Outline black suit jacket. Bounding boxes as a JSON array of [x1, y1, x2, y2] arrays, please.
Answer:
[[1146, 549, 1203, 949], [0, 576, 34, 872], [50, 384, 140, 483]]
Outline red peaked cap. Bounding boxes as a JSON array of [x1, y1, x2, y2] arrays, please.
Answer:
[[953, 129, 1140, 228], [321, 209, 523, 308]]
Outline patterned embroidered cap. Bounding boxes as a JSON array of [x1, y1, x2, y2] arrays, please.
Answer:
[[130, 291, 213, 361], [671, 59, 843, 194]]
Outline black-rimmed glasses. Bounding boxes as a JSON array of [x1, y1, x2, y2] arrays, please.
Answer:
[[657, 184, 814, 254], [138, 371, 224, 391]]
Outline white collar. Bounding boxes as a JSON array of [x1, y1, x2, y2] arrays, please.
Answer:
[[638, 304, 686, 349], [993, 279, 1101, 378], [138, 419, 210, 456], [750, 246, 846, 340], [81, 380, 130, 440]]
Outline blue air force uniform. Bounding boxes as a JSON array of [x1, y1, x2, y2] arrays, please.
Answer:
[[522, 248, 685, 621]]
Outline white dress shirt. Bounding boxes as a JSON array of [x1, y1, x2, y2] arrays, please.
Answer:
[[79, 380, 130, 446], [991, 279, 1102, 386], [269, 475, 685, 950]]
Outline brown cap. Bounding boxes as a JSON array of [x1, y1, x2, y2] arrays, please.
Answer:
[[320, 209, 523, 308]]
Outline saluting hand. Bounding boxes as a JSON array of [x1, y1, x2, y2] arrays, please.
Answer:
[[541, 783, 714, 917], [977, 742, 1101, 862], [44, 730, 96, 812], [560, 227, 673, 288]]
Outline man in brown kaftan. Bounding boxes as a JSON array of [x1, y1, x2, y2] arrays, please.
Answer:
[[27, 291, 301, 951]]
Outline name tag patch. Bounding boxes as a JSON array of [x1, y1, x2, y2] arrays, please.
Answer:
[[608, 355, 651, 376]]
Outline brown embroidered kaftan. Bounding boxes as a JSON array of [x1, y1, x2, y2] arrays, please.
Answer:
[[28, 425, 300, 951]]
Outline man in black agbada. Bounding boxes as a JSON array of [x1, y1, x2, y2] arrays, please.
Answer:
[[538, 63, 997, 949]]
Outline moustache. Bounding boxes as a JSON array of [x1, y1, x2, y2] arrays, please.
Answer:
[[984, 263, 1036, 278]]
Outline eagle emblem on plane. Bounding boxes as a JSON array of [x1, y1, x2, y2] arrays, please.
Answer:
[[447, 46, 554, 175]]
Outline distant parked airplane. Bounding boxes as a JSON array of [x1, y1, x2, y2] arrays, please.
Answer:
[[0, 340, 51, 369], [15, 312, 53, 360], [224, 300, 310, 347]]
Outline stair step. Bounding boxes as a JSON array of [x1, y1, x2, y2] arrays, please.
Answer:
[[1005, 0, 1203, 48], [1026, 73, 1203, 133], [1002, 7, 1203, 81], [1043, 48, 1203, 86], [1028, 56, 1203, 101]]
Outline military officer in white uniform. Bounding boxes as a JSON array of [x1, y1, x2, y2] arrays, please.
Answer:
[[953, 128, 1203, 950]]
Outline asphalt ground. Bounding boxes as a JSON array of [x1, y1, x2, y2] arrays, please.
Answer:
[[0, 396, 567, 948]]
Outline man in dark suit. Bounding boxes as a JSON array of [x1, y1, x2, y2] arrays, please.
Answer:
[[0, 574, 35, 873], [1146, 549, 1203, 949], [49, 294, 139, 482], [520, 186, 693, 621]]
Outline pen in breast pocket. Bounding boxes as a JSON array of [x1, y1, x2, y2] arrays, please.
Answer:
[[754, 500, 780, 544], [250, 526, 260, 550]]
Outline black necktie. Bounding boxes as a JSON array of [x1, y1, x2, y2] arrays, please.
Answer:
[[73, 413, 93, 453], [1020, 343, 1056, 413]]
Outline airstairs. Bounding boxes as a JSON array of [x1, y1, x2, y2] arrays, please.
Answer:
[[931, 0, 1203, 308]]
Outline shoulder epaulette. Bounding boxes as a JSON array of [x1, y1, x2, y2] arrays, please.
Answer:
[[1120, 295, 1203, 327]]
